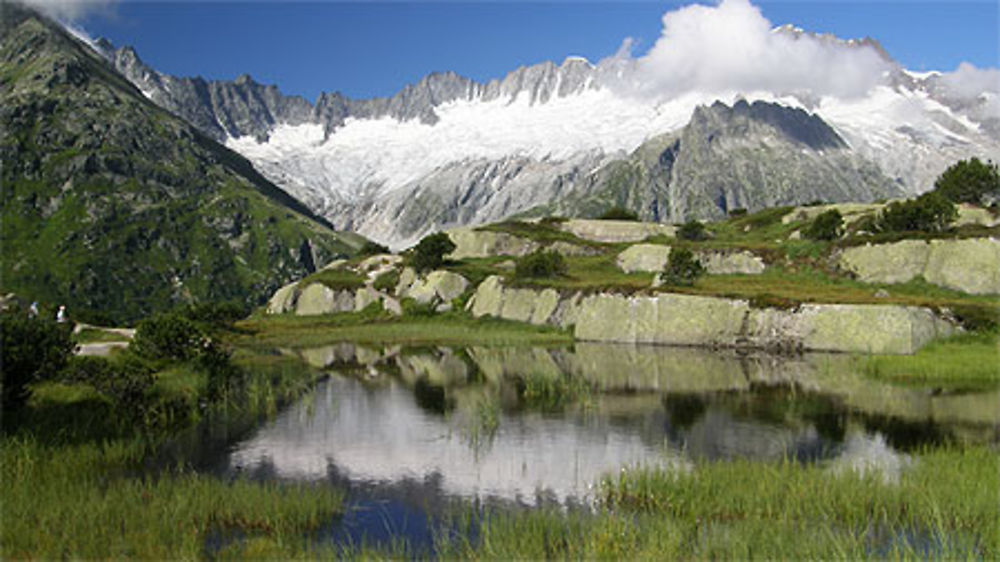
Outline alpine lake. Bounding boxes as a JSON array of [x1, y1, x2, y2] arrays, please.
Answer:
[[156, 338, 998, 558]]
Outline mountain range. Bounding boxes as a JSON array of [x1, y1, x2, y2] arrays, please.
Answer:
[[96, 26, 999, 248], [1, 5, 363, 323]]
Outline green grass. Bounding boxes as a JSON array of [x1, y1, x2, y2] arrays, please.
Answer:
[[438, 447, 998, 559], [234, 312, 573, 349], [477, 219, 602, 247], [861, 331, 1000, 388], [1, 436, 345, 560], [298, 267, 366, 291]]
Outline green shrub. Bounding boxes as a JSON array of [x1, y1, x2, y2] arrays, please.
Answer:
[[199, 341, 244, 401], [410, 232, 456, 272], [728, 208, 748, 217], [61, 353, 155, 421], [132, 313, 207, 362], [878, 191, 957, 233], [178, 301, 247, 330], [803, 209, 843, 241], [357, 240, 391, 256], [677, 220, 708, 241], [598, 207, 639, 221], [933, 157, 1000, 205], [663, 248, 704, 286], [0, 313, 76, 410], [514, 250, 567, 279], [373, 269, 401, 292]]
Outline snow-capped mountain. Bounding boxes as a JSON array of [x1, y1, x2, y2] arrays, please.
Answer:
[[93, 4, 998, 248]]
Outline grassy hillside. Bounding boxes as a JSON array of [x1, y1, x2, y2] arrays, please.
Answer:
[[0, 6, 364, 324]]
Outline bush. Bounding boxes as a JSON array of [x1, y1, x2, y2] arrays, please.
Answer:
[[598, 207, 638, 221], [728, 208, 748, 217], [677, 220, 708, 241], [933, 157, 1000, 205], [663, 248, 704, 286], [1, 313, 76, 409], [132, 313, 207, 362], [514, 250, 567, 279], [410, 232, 456, 272], [878, 191, 957, 233], [803, 209, 843, 241], [357, 240, 391, 256], [199, 341, 244, 401], [179, 301, 247, 330]]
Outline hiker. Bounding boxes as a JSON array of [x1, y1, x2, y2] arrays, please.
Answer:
[[56, 305, 66, 323], [29, 301, 39, 318]]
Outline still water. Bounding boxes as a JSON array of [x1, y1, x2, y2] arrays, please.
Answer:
[[194, 343, 998, 550]]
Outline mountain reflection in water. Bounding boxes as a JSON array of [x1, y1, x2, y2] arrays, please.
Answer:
[[223, 343, 998, 507]]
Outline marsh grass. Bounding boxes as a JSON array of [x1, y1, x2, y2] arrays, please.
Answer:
[[436, 447, 998, 559], [861, 331, 1000, 388], [234, 313, 572, 349], [1, 437, 345, 560]]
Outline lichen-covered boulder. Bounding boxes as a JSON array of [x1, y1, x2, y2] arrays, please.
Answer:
[[561, 219, 677, 243], [425, 270, 469, 302], [500, 288, 540, 323], [395, 267, 418, 297], [469, 275, 505, 318], [266, 281, 299, 314], [295, 284, 354, 315], [616, 244, 672, 273], [700, 250, 766, 275], [447, 227, 539, 259], [354, 286, 382, 312], [529, 289, 562, 325], [546, 241, 601, 257], [839, 240, 931, 284], [924, 238, 1000, 295], [382, 296, 403, 316], [955, 204, 1000, 228], [573, 293, 749, 346], [839, 237, 1000, 294], [797, 304, 953, 354]]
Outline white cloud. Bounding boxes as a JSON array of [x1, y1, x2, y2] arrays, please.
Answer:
[[17, 0, 117, 22], [939, 62, 1000, 99], [616, 0, 892, 100]]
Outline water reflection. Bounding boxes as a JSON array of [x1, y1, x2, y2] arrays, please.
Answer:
[[224, 343, 998, 507]]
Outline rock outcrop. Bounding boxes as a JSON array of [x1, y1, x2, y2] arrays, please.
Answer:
[[839, 237, 1000, 295], [267, 264, 471, 316], [467, 276, 954, 354], [447, 227, 540, 259], [559, 220, 677, 243], [616, 244, 766, 275]]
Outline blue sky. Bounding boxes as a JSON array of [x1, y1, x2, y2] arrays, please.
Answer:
[[73, 1, 1000, 102]]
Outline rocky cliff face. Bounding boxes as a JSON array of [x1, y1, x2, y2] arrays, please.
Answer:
[[0, 5, 363, 323]]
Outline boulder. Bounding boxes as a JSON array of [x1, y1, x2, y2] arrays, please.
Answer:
[[530, 289, 562, 325], [546, 241, 601, 257], [395, 267, 418, 297], [839, 240, 931, 284], [924, 238, 1000, 295], [295, 284, 354, 315], [840, 237, 1000, 294], [354, 286, 382, 312], [469, 275, 505, 318], [447, 227, 539, 259], [795, 304, 953, 355], [560, 219, 676, 243], [425, 270, 469, 302], [955, 204, 1000, 228], [700, 250, 766, 275], [500, 288, 540, 323], [616, 244, 671, 273], [266, 281, 299, 314], [782, 202, 886, 225], [382, 296, 403, 316]]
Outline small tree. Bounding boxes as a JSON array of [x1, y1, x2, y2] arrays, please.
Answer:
[[357, 240, 391, 256], [933, 157, 1000, 205], [514, 250, 567, 279], [132, 313, 207, 362], [677, 220, 708, 241], [878, 191, 957, 233], [803, 209, 843, 241], [663, 248, 704, 287], [410, 232, 456, 272], [598, 207, 639, 221], [1, 313, 76, 410]]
